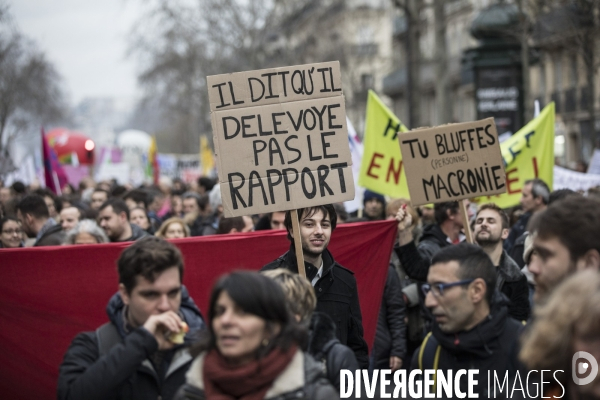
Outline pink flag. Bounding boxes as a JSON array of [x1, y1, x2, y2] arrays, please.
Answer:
[[42, 128, 68, 194]]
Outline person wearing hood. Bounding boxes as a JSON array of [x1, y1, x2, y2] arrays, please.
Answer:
[[57, 237, 205, 400], [261, 205, 369, 369], [363, 190, 386, 221], [411, 243, 526, 398]]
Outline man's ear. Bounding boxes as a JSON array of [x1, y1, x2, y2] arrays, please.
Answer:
[[119, 283, 130, 305], [25, 213, 34, 226], [470, 278, 487, 304], [501, 228, 509, 240], [119, 212, 128, 223], [577, 249, 600, 271], [230, 228, 238, 233]]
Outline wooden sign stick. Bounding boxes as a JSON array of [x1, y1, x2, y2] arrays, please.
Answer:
[[459, 199, 474, 244], [290, 209, 306, 278]]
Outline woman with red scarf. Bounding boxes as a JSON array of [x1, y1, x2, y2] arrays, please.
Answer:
[[175, 271, 339, 400]]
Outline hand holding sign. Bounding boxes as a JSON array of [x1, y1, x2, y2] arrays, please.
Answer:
[[398, 119, 507, 244], [395, 204, 413, 232]]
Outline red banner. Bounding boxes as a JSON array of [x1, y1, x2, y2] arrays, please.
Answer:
[[0, 220, 396, 399]]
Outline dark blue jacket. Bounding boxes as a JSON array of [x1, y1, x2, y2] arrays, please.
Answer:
[[57, 286, 204, 400]]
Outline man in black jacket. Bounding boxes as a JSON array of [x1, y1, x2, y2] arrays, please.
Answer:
[[473, 203, 530, 321], [58, 237, 205, 400], [16, 194, 65, 246], [261, 205, 369, 369], [411, 244, 526, 399], [98, 199, 148, 242]]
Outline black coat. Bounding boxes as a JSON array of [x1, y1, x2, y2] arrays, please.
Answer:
[[307, 312, 359, 390], [394, 223, 452, 282], [410, 293, 526, 399], [497, 251, 530, 321], [118, 223, 149, 242], [34, 222, 65, 246], [508, 232, 528, 269], [372, 266, 407, 369], [57, 287, 205, 400], [504, 212, 531, 254], [262, 246, 369, 369]]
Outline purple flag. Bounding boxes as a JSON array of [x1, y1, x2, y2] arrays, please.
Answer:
[[42, 128, 68, 194]]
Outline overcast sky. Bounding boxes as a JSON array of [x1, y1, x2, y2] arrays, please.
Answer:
[[11, 0, 143, 105]]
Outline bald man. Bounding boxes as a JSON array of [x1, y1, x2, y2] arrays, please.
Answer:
[[60, 207, 82, 232]]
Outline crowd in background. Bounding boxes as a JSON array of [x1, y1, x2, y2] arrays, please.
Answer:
[[2, 175, 600, 400]]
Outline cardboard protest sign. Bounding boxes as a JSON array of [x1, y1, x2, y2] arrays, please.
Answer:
[[398, 118, 506, 206], [207, 62, 355, 217]]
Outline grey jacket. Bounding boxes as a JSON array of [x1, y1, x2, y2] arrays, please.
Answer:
[[174, 351, 339, 400]]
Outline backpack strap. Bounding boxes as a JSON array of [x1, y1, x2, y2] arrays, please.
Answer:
[[418, 332, 442, 394], [96, 322, 123, 357]]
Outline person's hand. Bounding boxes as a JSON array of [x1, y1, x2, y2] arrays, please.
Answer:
[[143, 311, 185, 350], [390, 356, 403, 372], [395, 205, 413, 232]]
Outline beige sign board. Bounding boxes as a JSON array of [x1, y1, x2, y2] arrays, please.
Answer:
[[398, 118, 506, 206], [207, 62, 355, 217]]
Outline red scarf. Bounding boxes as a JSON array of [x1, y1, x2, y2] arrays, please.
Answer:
[[203, 345, 298, 400]]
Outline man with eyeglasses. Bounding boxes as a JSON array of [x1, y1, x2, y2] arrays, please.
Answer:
[[411, 243, 526, 398]]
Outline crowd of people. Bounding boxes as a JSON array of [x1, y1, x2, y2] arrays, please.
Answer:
[[1, 175, 600, 399]]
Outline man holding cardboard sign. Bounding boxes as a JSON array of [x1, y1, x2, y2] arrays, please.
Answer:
[[393, 119, 508, 336], [261, 205, 369, 369], [207, 62, 366, 366], [394, 119, 506, 280]]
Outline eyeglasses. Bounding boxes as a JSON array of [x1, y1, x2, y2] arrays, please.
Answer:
[[2, 229, 22, 235], [422, 279, 475, 298]]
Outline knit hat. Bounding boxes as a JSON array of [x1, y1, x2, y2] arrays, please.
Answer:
[[363, 190, 385, 207]]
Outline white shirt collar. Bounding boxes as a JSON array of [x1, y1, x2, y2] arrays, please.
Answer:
[[311, 260, 324, 286]]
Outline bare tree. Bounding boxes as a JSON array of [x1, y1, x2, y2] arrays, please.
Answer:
[[127, 0, 289, 154], [0, 3, 67, 174], [129, 0, 393, 149]]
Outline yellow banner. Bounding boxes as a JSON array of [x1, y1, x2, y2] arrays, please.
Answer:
[[476, 102, 555, 208], [200, 136, 215, 176], [358, 90, 411, 198]]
